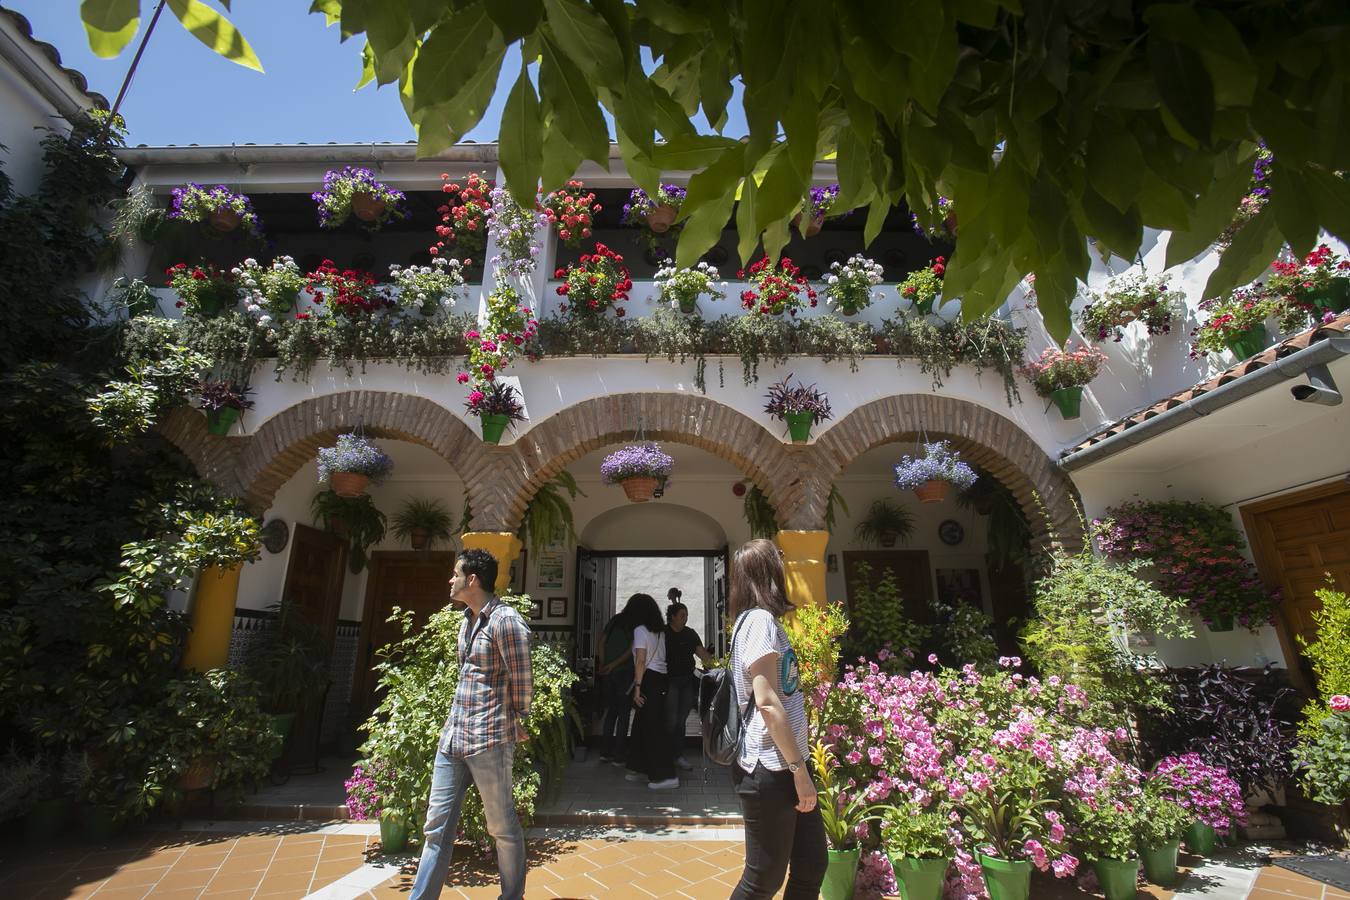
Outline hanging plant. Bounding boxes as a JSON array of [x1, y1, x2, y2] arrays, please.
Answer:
[[738, 256, 818, 317], [893, 440, 977, 504], [554, 243, 632, 321], [621, 184, 686, 247], [763, 374, 832, 443], [313, 167, 408, 230], [743, 485, 779, 539], [1020, 344, 1107, 420], [311, 490, 386, 572], [1266, 243, 1350, 318], [793, 184, 842, 237], [853, 499, 915, 548], [824, 254, 885, 316], [305, 260, 391, 321], [487, 185, 548, 276], [195, 379, 254, 436], [464, 380, 526, 444], [1190, 286, 1311, 360], [433, 172, 493, 261], [166, 262, 240, 319], [899, 256, 946, 315], [168, 183, 263, 237], [653, 261, 726, 315], [387, 257, 466, 318], [1079, 272, 1182, 342], [911, 195, 956, 241], [1216, 143, 1273, 250], [316, 433, 393, 497], [519, 472, 585, 556], [391, 498, 454, 551], [456, 281, 539, 385], [233, 256, 306, 319], [542, 180, 600, 248], [600, 441, 674, 503]]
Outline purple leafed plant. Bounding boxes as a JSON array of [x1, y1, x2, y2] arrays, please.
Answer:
[[465, 380, 526, 421], [317, 433, 394, 483], [893, 440, 977, 491], [196, 379, 254, 413], [763, 374, 833, 421], [600, 441, 674, 484]]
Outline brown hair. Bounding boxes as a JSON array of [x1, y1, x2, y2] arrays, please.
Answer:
[[728, 538, 792, 619]]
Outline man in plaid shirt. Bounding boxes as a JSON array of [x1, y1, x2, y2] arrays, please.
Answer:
[[410, 548, 533, 900]]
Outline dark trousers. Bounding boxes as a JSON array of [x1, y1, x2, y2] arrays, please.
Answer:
[[625, 671, 674, 782], [664, 672, 698, 759], [730, 762, 828, 900], [600, 670, 633, 759]]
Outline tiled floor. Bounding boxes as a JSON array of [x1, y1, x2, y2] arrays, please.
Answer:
[[534, 754, 740, 825], [1248, 866, 1350, 899]]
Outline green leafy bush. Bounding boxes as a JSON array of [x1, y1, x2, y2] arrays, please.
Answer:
[[844, 562, 930, 670]]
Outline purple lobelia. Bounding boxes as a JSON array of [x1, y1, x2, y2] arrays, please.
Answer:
[[599, 441, 674, 484]]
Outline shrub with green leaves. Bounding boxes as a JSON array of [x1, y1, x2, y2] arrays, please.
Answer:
[[1135, 778, 1192, 850], [844, 562, 930, 670], [881, 801, 952, 860]]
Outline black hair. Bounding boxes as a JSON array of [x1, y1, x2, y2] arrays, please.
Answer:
[[457, 548, 499, 592], [666, 601, 688, 626], [667, 587, 682, 601], [609, 592, 662, 633]]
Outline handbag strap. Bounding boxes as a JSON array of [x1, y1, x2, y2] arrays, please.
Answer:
[[728, 612, 758, 728]]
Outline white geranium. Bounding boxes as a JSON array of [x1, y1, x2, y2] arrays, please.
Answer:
[[234, 256, 305, 317], [388, 256, 466, 317], [653, 261, 726, 313], [824, 254, 885, 315]]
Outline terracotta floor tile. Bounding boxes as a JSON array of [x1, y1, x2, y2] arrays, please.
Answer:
[[84, 887, 152, 900], [146, 890, 208, 900], [262, 856, 322, 878], [100, 865, 172, 889], [196, 890, 255, 900], [1248, 890, 1325, 900], [215, 855, 273, 874], [542, 874, 606, 898], [202, 870, 266, 893], [155, 869, 218, 890]]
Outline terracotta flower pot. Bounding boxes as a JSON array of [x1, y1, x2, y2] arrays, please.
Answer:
[[646, 205, 677, 233], [209, 208, 242, 233], [410, 527, 430, 550], [329, 471, 369, 498], [352, 191, 387, 222], [621, 476, 660, 502], [178, 757, 217, 792], [913, 480, 949, 504], [792, 212, 824, 237]]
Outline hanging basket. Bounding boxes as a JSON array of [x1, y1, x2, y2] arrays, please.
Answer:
[[645, 205, 678, 233], [330, 471, 369, 498], [913, 480, 949, 504], [1050, 386, 1084, 420], [480, 413, 510, 444], [205, 407, 241, 436], [208, 208, 242, 233], [621, 476, 660, 502], [410, 527, 430, 550], [784, 412, 815, 443], [792, 212, 824, 238], [352, 191, 388, 222]]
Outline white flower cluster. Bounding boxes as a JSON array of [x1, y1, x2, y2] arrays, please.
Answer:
[[824, 254, 885, 314], [388, 256, 466, 316], [232, 256, 305, 326], [653, 261, 727, 312]]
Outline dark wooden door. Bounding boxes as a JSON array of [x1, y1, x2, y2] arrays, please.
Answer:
[[842, 550, 934, 624], [355, 551, 455, 714], [282, 524, 348, 653]]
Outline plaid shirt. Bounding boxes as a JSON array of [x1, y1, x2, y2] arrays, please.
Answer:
[[439, 596, 534, 758]]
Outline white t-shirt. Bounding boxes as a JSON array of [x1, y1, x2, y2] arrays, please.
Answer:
[[632, 624, 668, 675], [732, 608, 807, 772]]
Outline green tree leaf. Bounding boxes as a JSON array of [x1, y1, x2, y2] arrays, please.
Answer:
[[166, 0, 263, 71], [80, 0, 140, 58], [541, 124, 585, 195], [539, 34, 610, 166], [409, 6, 500, 113], [542, 0, 626, 85], [500, 64, 544, 207], [488, 0, 544, 42], [1163, 150, 1254, 269], [1147, 35, 1212, 143], [652, 135, 740, 173], [1201, 208, 1283, 302]]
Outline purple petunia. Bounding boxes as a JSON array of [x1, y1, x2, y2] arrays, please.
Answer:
[[599, 441, 674, 483]]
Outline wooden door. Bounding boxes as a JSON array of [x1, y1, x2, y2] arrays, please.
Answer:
[[1242, 482, 1350, 687], [282, 524, 348, 653], [355, 551, 455, 714], [842, 550, 934, 624]]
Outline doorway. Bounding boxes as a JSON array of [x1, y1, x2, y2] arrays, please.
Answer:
[[355, 551, 455, 716]]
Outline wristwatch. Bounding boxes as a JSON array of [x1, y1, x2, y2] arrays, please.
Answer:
[[786, 759, 804, 773]]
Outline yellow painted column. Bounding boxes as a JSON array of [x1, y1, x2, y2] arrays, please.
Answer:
[[460, 531, 524, 594], [774, 530, 830, 607], [181, 563, 243, 671]]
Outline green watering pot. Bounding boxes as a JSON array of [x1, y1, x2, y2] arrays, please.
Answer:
[[1051, 386, 1084, 420], [977, 853, 1032, 900], [1093, 856, 1140, 900], [890, 855, 949, 900], [480, 413, 510, 444], [205, 407, 240, 436], [1184, 821, 1217, 856], [1223, 325, 1268, 360], [1140, 839, 1180, 887], [379, 815, 410, 853], [785, 411, 815, 443], [821, 847, 861, 900]]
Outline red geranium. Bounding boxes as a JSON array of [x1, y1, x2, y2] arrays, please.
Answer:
[[306, 259, 390, 320], [543, 180, 600, 248], [737, 255, 817, 316], [433, 172, 493, 259], [555, 243, 631, 320]]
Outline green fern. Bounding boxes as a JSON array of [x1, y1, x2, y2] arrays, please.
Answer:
[[519, 472, 584, 556]]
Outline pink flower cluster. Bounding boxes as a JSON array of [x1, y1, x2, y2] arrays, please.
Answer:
[[1151, 754, 1248, 831]]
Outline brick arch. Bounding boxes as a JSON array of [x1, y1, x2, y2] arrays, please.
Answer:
[[482, 393, 800, 532], [157, 405, 247, 497], [235, 391, 488, 513], [812, 394, 1084, 552]]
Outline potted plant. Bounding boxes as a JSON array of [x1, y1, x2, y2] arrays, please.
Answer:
[[881, 801, 952, 900], [899, 257, 946, 315], [305, 260, 391, 320], [1071, 797, 1143, 900], [600, 441, 674, 503], [621, 184, 687, 243], [1020, 344, 1107, 420], [1150, 755, 1246, 857], [233, 256, 306, 318], [165, 262, 240, 319], [465, 380, 526, 444], [553, 243, 632, 321], [487, 185, 549, 276], [812, 740, 883, 900], [434, 172, 494, 259], [313, 166, 408, 230], [911, 195, 955, 240], [1190, 285, 1311, 360], [1293, 586, 1350, 846], [1135, 778, 1191, 887], [824, 254, 885, 316], [1078, 271, 1182, 342], [653, 261, 726, 315], [388, 256, 466, 318], [737, 255, 819, 317], [391, 498, 454, 550], [168, 183, 263, 237], [343, 759, 408, 851], [1266, 244, 1350, 316], [542, 180, 600, 248], [520, 472, 584, 556], [317, 433, 393, 497], [854, 499, 915, 548], [894, 440, 977, 504], [794, 184, 841, 237], [196, 379, 254, 436], [763, 374, 832, 443], [243, 601, 332, 747], [310, 490, 387, 573]]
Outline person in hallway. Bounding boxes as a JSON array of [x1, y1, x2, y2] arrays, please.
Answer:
[[596, 593, 641, 765], [622, 592, 679, 790], [663, 595, 714, 770], [410, 549, 532, 900], [728, 539, 826, 900]]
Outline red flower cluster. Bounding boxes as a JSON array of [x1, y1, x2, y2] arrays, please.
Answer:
[[432, 172, 492, 258], [543, 180, 600, 248], [555, 243, 632, 319], [165, 262, 237, 315], [305, 259, 389, 319], [736, 256, 817, 316]]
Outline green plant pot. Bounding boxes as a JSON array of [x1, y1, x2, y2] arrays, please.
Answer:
[[1184, 821, 1217, 856], [677, 295, 697, 315], [1093, 856, 1140, 900], [205, 407, 241, 436], [379, 815, 410, 853], [1050, 385, 1084, 420], [23, 797, 69, 844], [822, 847, 861, 900], [1224, 324, 1268, 360], [1308, 280, 1350, 314], [1207, 615, 1235, 633], [1140, 839, 1180, 887], [785, 411, 815, 443], [977, 853, 1031, 900], [480, 413, 509, 444], [890, 855, 949, 900], [913, 297, 935, 315], [79, 804, 119, 842], [267, 712, 295, 760], [196, 294, 227, 318]]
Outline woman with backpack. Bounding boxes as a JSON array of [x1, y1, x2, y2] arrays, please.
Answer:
[[597, 594, 643, 765], [622, 593, 679, 790], [727, 538, 825, 899]]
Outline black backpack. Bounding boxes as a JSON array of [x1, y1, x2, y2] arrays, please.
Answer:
[[699, 613, 755, 766]]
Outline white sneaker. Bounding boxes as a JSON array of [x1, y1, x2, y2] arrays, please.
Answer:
[[624, 770, 645, 782], [649, 777, 680, 790], [675, 757, 694, 771]]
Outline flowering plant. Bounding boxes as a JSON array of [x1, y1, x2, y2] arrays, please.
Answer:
[[1190, 286, 1309, 357], [599, 442, 674, 484], [388, 257, 465, 317], [233, 256, 305, 318], [344, 759, 392, 820], [317, 433, 394, 484], [653, 262, 726, 314], [796, 184, 842, 234], [621, 184, 686, 246], [195, 379, 254, 413], [893, 440, 977, 491], [434, 172, 492, 259], [306, 260, 391, 320], [1150, 754, 1247, 831], [554, 243, 632, 320], [1265, 243, 1350, 315], [1061, 757, 1144, 861], [763, 374, 832, 421], [457, 281, 539, 384], [824, 255, 885, 316], [1079, 272, 1181, 342], [1217, 143, 1272, 249], [1294, 588, 1350, 823], [812, 739, 885, 850], [168, 183, 262, 237], [465, 380, 525, 422], [1134, 777, 1193, 849], [488, 186, 547, 276], [880, 799, 953, 860], [737, 256, 818, 316], [166, 262, 239, 318], [313, 166, 407, 230], [911, 196, 955, 241], [542, 180, 599, 247], [1020, 344, 1107, 395], [899, 257, 945, 314]]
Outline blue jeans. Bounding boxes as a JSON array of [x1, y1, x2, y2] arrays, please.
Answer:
[[409, 743, 525, 900]]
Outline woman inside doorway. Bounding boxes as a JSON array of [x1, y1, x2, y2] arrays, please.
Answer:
[[664, 589, 713, 770], [623, 593, 678, 790], [597, 593, 643, 765]]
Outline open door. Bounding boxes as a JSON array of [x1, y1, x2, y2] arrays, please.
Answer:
[[706, 547, 729, 657]]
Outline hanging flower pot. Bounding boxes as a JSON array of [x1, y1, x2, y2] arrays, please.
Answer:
[[209, 207, 242, 233], [977, 853, 1031, 900], [889, 856, 949, 900], [879, 530, 899, 548], [1051, 386, 1084, 420], [318, 433, 393, 497], [785, 411, 815, 443], [678, 295, 698, 314], [645, 204, 678, 233], [480, 413, 510, 444], [1308, 280, 1350, 314], [1139, 840, 1180, 887], [895, 441, 977, 504], [466, 383, 525, 444], [205, 407, 241, 436], [1022, 346, 1105, 421], [765, 376, 831, 444], [792, 212, 824, 238], [821, 847, 860, 900], [620, 476, 661, 503], [330, 472, 369, 498], [168, 184, 263, 238], [1092, 857, 1140, 900], [351, 191, 388, 222], [409, 527, 431, 550], [1207, 614, 1235, 632], [602, 442, 675, 502], [913, 480, 949, 504]]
